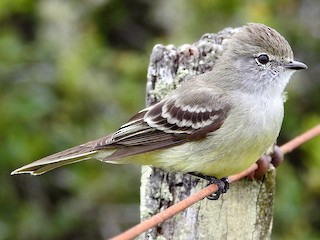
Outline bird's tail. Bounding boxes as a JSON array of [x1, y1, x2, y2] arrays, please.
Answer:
[[11, 139, 102, 176]]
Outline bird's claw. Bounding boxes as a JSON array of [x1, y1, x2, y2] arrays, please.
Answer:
[[189, 172, 229, 200], [206, 177, 229, 200]]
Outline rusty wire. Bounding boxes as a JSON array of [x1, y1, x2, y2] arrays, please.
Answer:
[[110, 124, 320, 240]]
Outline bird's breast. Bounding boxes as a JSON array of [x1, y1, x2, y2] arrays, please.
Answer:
[[152, 94, 284, 177]]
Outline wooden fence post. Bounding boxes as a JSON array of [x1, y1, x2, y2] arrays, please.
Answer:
[[139, 27, 276, 240]]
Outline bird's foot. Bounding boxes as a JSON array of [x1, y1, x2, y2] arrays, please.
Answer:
[[189, 172, 229, 200]]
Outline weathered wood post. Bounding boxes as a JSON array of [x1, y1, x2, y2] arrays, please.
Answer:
[[140, 27, 276, 240]]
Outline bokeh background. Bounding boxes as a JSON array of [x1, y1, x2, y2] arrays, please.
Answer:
[[1, 0, 320, 239]]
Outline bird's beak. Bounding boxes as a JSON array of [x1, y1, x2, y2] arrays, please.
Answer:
[[284, 60, 308, 70]]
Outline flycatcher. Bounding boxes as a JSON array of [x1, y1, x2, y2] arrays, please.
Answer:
[[11, 23, 307, 181]]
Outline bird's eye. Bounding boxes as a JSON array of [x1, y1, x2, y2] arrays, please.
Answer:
[[256, 54, 269, 65]]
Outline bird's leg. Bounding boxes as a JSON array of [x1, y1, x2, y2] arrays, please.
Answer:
[[247, 145, 284, 179], [189, 172, 229, 200], [189, 146, 283, 199]]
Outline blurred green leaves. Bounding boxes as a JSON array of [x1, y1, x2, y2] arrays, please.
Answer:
[[1, 0, 319, 239]]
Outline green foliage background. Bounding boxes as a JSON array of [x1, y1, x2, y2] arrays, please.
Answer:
[[1, 0, 319, 239]]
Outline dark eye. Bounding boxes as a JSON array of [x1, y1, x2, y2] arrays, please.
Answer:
[[256, 54, 269, 65]]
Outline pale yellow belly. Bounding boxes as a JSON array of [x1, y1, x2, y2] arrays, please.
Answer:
[[115, 125, 278, 178]]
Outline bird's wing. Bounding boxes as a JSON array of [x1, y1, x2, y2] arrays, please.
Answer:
[[11, 86, 231, 175], [96, 86, 231, 160]]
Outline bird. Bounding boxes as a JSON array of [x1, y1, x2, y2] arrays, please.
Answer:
[[11, 23, 307, 183]]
